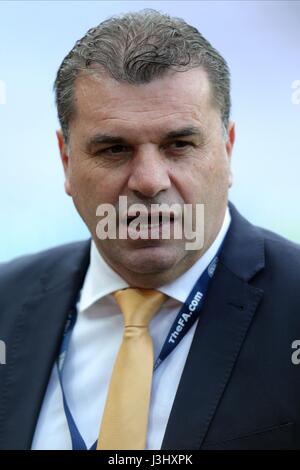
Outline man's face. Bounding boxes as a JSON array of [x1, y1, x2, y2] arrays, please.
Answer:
[[58, 67, 234, 287]]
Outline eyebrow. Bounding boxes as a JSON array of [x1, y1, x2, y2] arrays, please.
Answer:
[[86, 126, 202, 150], [164, 126, 202, 140]]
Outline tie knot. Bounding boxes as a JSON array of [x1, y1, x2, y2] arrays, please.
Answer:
[[113, 288, 167, 327]]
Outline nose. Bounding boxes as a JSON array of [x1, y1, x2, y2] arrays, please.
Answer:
[[127, 146, 171, 198]]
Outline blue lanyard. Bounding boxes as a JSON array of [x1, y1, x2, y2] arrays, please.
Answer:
[[153, 250, 220, 370], [57, 309, 96, 450], [57, 246, 223, 450]]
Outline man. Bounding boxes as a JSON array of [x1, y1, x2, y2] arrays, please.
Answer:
[[0, 9, 299, 450]]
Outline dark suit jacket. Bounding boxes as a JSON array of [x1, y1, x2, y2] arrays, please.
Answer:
[[0, 203, 300, 450]]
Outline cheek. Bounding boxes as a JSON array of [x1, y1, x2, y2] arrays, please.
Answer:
[[170, 158, 210, 198], [172, 155, 230, 203], [70, 160, 109, 201]]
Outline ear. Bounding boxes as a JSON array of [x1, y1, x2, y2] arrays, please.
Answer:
[[225, 121, 235, 188], [56, 130, 72, 196]]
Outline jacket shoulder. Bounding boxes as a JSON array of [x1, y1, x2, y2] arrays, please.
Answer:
[[253, 226, 300, 295], [260, 226, 300, 265], [0, 239, 91, 293]]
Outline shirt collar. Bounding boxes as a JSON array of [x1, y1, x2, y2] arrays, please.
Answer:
[[78, 206, 231, 311]]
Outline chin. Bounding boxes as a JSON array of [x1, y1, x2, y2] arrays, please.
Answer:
[[120, 245, 182, 275]]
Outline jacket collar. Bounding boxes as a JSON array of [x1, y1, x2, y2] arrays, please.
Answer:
[[220, 201, 265, 282]]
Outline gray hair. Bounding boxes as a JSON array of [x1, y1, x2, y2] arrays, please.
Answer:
[[54, 9, 231, 143]]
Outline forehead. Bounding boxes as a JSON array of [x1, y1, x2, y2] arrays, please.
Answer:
[[71, 68, 216, 138]]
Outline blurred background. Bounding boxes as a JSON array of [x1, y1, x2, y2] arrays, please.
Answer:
[[0, 0, 299, 262]]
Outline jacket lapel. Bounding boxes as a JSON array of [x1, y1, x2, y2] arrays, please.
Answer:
[[161, 204, 265, 450], [0, 240, 91, 449]]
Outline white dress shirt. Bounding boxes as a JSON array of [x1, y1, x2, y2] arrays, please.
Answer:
[[31, 208, 231, 450]]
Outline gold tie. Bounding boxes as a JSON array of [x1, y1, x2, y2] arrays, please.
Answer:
[[97, 288, 167, 450]]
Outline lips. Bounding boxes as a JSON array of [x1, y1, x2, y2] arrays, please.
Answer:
[[126, 212, 175, 226]]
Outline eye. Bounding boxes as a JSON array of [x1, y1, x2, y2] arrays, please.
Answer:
[[170, 140, 194, 149], [105, 145, 130, 154], [96, 145, 132, 157]]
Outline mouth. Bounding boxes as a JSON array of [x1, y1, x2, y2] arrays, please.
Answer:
[[126, 211, 175, 227]]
